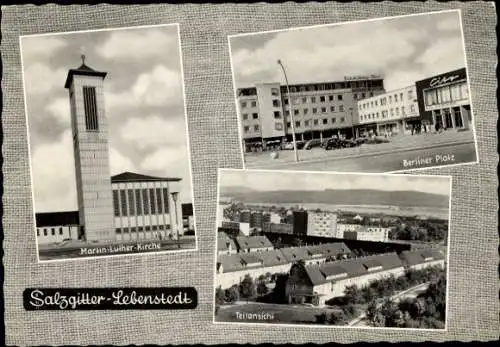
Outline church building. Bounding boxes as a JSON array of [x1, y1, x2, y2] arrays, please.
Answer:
[[35, 57, 184, 245]]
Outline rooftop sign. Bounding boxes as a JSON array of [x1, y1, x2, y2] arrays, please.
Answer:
[[344, 74, 383, 82]]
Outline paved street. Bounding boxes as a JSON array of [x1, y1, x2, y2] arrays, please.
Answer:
[[244, 130, 476, 172]]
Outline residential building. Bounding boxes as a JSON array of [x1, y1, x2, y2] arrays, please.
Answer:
[[237, 75, 386, 149], [336, 223, 363, 238], [215, 242, 352, 289], [400, 249, 446, 270], [235, 235, 274, 253], [263, 222, 294, 234], [217, 233, 238, 256], [216, 249, 291, 289], [415, 67, 471, 130], [356, 84, 420, 136], [285, 252, 406, 306], [306, 211, 338, 238]]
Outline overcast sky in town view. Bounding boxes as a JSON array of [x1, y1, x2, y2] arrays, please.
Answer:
[[229, 10, 466, 91], [220, 169, 451, 197], [22, 24, 193, 212]]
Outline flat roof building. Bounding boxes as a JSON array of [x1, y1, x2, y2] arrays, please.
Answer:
[[237, 76, 386, 149]]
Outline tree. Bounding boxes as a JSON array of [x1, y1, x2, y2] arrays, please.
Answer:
[[224, 285, 239, 304], [215, 287, 225, 305], [257, 281, 269, 296], [344, 284, 363, 305], [271, 273, 289, 304], [239, 275, 257, 302]]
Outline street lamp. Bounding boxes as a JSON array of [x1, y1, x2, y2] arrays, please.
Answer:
[[277, 59, 299, 162], [171, 192, 181, 249]]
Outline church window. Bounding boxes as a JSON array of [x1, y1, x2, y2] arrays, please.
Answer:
[[83, 86, 99, 131]]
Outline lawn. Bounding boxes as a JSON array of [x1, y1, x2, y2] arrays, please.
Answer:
[[215, 302, 343, 325]]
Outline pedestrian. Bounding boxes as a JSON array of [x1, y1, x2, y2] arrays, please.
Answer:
[[411, 125, 414, 135]]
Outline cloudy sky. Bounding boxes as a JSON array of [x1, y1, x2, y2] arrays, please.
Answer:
[[229, 10, 466, 91], [21, 24, 194, 212], [220, 169, 451, 197]]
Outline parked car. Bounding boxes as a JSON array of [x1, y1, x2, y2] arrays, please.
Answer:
[[303, 138, 322, 150], [324, 138, 344, 150], [283, 140, 306, 150], [342, 139, 358, 148]]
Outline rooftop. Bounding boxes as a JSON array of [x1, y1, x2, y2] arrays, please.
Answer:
[[111, 171, 182, 183], [235, 235, 273, 250], [64, 56, 108, 89], [35, 211, 79, 227]]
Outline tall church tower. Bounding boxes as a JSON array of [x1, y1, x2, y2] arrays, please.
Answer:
[[64, 55, 115, 242]]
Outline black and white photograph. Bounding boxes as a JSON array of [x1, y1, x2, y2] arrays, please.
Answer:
[[214, 168, 450, 329], [228, 9, 478, 173], [20, 24, 197, 261]]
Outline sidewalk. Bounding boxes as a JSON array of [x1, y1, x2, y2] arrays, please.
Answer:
[[245, 130, 476, 168]]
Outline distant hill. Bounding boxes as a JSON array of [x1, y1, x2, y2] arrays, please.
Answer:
[[219, 188, 449, 209], [219, 185, 257, 196]]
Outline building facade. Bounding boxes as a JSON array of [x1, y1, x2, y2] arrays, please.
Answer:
[[237, 76, 386, 149], [306, 211, 338, 238], [356, 85, 420, 136], [111, 172, 183, 241], [35, 211, 81, 245], [415, 67, 471, 131]]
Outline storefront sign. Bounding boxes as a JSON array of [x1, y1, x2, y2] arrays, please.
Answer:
[[429, 74, 461, 87]]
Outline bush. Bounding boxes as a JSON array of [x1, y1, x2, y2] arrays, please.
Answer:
[[215, 287, 225, 305], [225, 285, 239, 304], [328, 310, 347, 325], [239, 274, 257, 301], [315, 312, 328, 324]]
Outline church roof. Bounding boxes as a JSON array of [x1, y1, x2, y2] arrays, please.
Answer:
[[64, 60, 107, 89], [35, 211, 79, 227], [111, 171, 182, 183]]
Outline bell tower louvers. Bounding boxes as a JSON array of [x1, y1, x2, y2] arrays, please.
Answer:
[[64, 55, 115, 242]]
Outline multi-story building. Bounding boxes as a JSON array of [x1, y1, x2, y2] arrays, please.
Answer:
[[291, 210, 309, 236], [356, 85, 420, 136], [415, 67, 472, 131], [336, 223, 362, 238], [239, 210, 251, 223], [263, 222, 294, 234], [237, 75, 386, 150], [306, 211, 338, 238]]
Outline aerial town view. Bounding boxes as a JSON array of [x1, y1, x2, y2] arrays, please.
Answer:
[[214, 169, 450, 329]]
